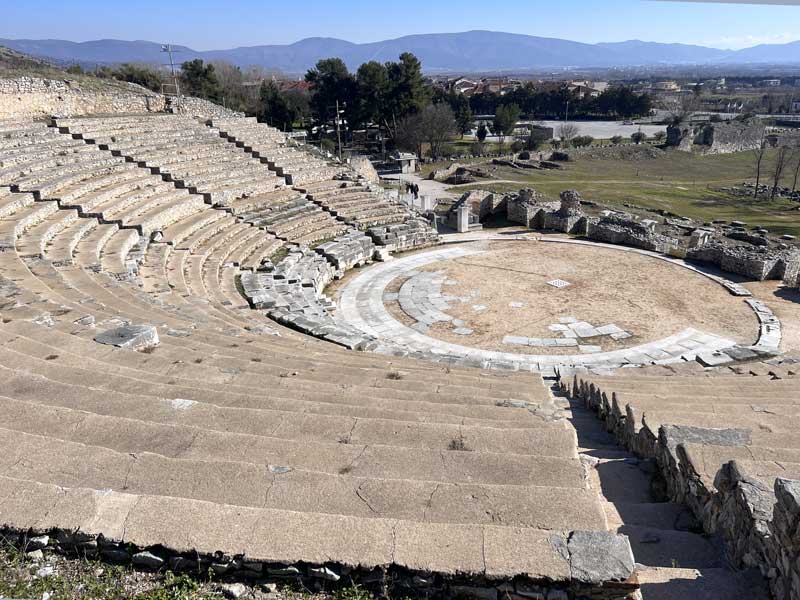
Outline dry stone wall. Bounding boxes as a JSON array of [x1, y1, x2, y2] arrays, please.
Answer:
[[0, 76, 241, 120], [0, 77, 164, 117]]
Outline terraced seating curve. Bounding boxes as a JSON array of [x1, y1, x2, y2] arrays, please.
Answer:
[[0, 114, 637, 596], [210, 116, 341, 185], [55, 114, 285, 205]]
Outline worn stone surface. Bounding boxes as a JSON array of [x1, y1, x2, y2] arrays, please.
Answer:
[[94, 325, 159, 350], [567, 531, 635, 584]]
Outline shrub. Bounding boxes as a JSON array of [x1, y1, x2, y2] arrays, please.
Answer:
[[320, 138, 336, 154], [550, 151, 570, 161], [510, 140, 525, 153], [611, 135, 623, 145], [572, 135, 594, 148]]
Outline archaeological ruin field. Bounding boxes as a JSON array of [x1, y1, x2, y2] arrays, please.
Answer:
[[0, 70, 798, 600]]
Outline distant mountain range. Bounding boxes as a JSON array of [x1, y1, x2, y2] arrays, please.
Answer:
[[2, 31, 800, 74]]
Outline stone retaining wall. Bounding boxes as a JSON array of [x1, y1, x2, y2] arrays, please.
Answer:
[[0, 525, 639, 600], [0, 76, 241, 120], [687, 242, 791, 281], [568, 377, 800, 600], [0, 76, 164, 117]]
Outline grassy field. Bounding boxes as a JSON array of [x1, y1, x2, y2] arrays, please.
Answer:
[[442, 148, 800, 237]]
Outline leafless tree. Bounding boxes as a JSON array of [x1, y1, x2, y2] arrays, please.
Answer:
[[558, 122, 579, 147], [752, 129, 769, 198], [791, 148, 800, 194], [667, 94, 699, 126], [771, 145, 792, 199], [420, 104, 456, 159]]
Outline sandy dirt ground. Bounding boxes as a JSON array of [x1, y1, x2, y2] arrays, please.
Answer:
[[396, 240, 759, 354]]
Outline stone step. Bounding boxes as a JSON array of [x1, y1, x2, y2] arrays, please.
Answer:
[[636, 566, 769, 600], [0, 325, 543, 414], [0, 474, 630, 589], [0, 426, 601, 529], [0, 394, 579, 483], [620, 525, 724, 570], [603, 501, 699, 532]]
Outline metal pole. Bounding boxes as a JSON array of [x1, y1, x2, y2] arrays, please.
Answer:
[[162, 44, 180, 97], [335, 99, 343, 163]]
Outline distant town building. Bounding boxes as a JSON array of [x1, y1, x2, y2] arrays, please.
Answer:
[[760, 79, 781, 87], [652, 81, 680, 92]]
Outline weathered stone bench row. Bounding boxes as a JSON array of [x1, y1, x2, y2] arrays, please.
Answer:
[[0, 479, 637, 600], [568, 374, 800, 600], [368, 218, 440, 252], [314, 230, 377, 271]]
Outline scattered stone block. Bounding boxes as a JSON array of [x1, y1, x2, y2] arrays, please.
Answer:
[[94, 324, 159, 350]]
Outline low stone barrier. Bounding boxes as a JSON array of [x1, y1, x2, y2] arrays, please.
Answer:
[[568, 375, 798, 600]]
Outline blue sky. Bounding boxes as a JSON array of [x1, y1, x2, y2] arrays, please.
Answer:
[[2, 0, 798, 50]]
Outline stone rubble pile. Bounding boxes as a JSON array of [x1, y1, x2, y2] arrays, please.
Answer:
[[314, 230, 376, 271], [367, 218, 439, 252]]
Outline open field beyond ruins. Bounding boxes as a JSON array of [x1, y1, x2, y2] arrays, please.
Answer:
[[441, 149, 800, 237]]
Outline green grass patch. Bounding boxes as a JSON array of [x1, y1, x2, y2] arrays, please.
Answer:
[[446, 148, 800, 236]]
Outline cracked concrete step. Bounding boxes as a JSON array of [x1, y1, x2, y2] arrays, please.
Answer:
[[0, 351, 574, 453], [4, 227, 483, 381], [0, 426, 603, 530]]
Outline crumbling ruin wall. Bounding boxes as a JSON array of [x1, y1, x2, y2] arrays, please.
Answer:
[[173, 96, 243, 120], [687, 242, 789, 280], [666, 124, 693, 151], [699, 121, 766, 155], [541, 190, 587, 234], [505, 189, 553, 228], [0, 77, 165, 117], [586, 213, 672, 253], [0, 76, 240, 120], [348, 155, 380, 184], [667, 120, 765, 154], [783, 254, 800, 289]]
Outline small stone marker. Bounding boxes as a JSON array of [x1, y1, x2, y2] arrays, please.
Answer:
[[94, 324, 159, 350]]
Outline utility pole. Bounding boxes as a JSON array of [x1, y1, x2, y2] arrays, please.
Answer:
[[161, 44, 180, 97], [335, 99, 343, 163]]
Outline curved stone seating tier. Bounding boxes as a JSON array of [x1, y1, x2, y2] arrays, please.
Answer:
[[55, 115, 286, 205], [568, 370, 800, 600], [209, 117, 340, 185], [367, 218, 440, 251], [315, 230, 377, 271], [305, 183, 410, 229], [0, 119, 637, 597]]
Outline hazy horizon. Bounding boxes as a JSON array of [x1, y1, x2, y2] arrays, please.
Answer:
[[2, 0, 799, 52]]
